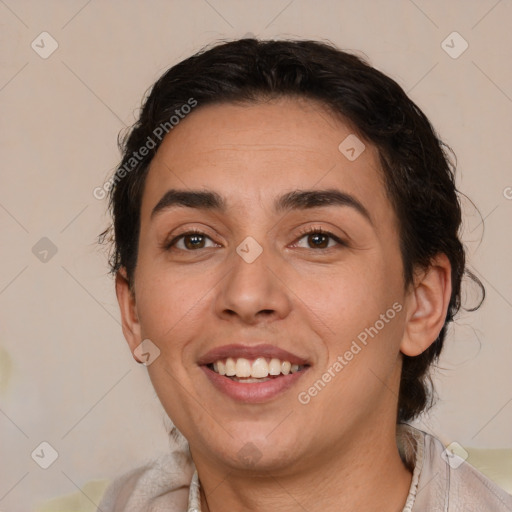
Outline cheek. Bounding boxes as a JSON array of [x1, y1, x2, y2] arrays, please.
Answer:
[[301, 256, 405, 364], [297, 261, 387, 331], [133, 263, 220, 366], [133, 270, 197, 342]]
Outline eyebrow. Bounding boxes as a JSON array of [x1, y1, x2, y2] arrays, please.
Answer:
[[150, 188, 373, 225]]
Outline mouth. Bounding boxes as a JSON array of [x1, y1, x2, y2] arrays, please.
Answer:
[[198, 344, 311, 403]]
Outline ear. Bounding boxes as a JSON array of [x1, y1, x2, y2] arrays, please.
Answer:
[[400, 253, 452, 357], [115, 267, 143, 362]]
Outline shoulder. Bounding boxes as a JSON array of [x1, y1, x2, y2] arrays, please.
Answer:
[[402, 424, 512, 511], [97, 438, 195, 512]]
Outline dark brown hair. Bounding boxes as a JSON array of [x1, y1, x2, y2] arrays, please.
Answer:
[[99, 38, 484, 422]]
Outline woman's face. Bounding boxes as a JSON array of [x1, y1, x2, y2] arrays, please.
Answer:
[[123, 97, 411, 472]]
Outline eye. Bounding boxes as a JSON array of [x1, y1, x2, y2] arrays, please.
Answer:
[[293, 226, 346, 250], [164, 229, 219, 251]]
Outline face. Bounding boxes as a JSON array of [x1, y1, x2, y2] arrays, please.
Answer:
[[120, 97, 415, 474]]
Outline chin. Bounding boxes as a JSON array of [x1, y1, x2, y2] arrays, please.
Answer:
[[208, 432, 299, 473]]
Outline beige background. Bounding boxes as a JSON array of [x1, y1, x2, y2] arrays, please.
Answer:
[[0, 0, 511, 510]]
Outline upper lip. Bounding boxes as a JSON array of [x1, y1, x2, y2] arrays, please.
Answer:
[[197, 344, 310, 366]]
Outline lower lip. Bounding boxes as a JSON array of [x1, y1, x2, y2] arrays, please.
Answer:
[[200, 366, 309, 403]]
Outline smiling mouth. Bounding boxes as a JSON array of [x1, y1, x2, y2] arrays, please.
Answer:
[[205, 356, 309, 383]]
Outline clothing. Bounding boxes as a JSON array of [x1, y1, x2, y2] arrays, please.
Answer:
[[97, 424, 512, 511]]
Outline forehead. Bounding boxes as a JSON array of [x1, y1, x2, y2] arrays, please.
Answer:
[[140, 97, 393, 226]]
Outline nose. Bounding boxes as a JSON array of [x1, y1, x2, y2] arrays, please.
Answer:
[[214, 239, 292, 325]]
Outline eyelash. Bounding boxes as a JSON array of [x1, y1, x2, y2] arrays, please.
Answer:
[[163, 226, 346, 252]]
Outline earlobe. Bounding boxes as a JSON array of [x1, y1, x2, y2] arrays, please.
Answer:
[[115, 268, 143, 362], [400, 253, 452, 357]]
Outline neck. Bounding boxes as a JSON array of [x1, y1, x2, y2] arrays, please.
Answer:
[[194, 422, 413, 512]]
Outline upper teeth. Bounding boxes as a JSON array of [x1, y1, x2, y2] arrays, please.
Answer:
[[212, 357, 303, 378]]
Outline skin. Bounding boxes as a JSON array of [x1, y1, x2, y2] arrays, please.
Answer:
[[116, 97, 452, 512]]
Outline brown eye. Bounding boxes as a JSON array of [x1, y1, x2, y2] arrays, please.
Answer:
[[294, 228, 345, 250], [306, 232, 330, 248], [165, 231, 217, 251], [182, 233, 206, 250]]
